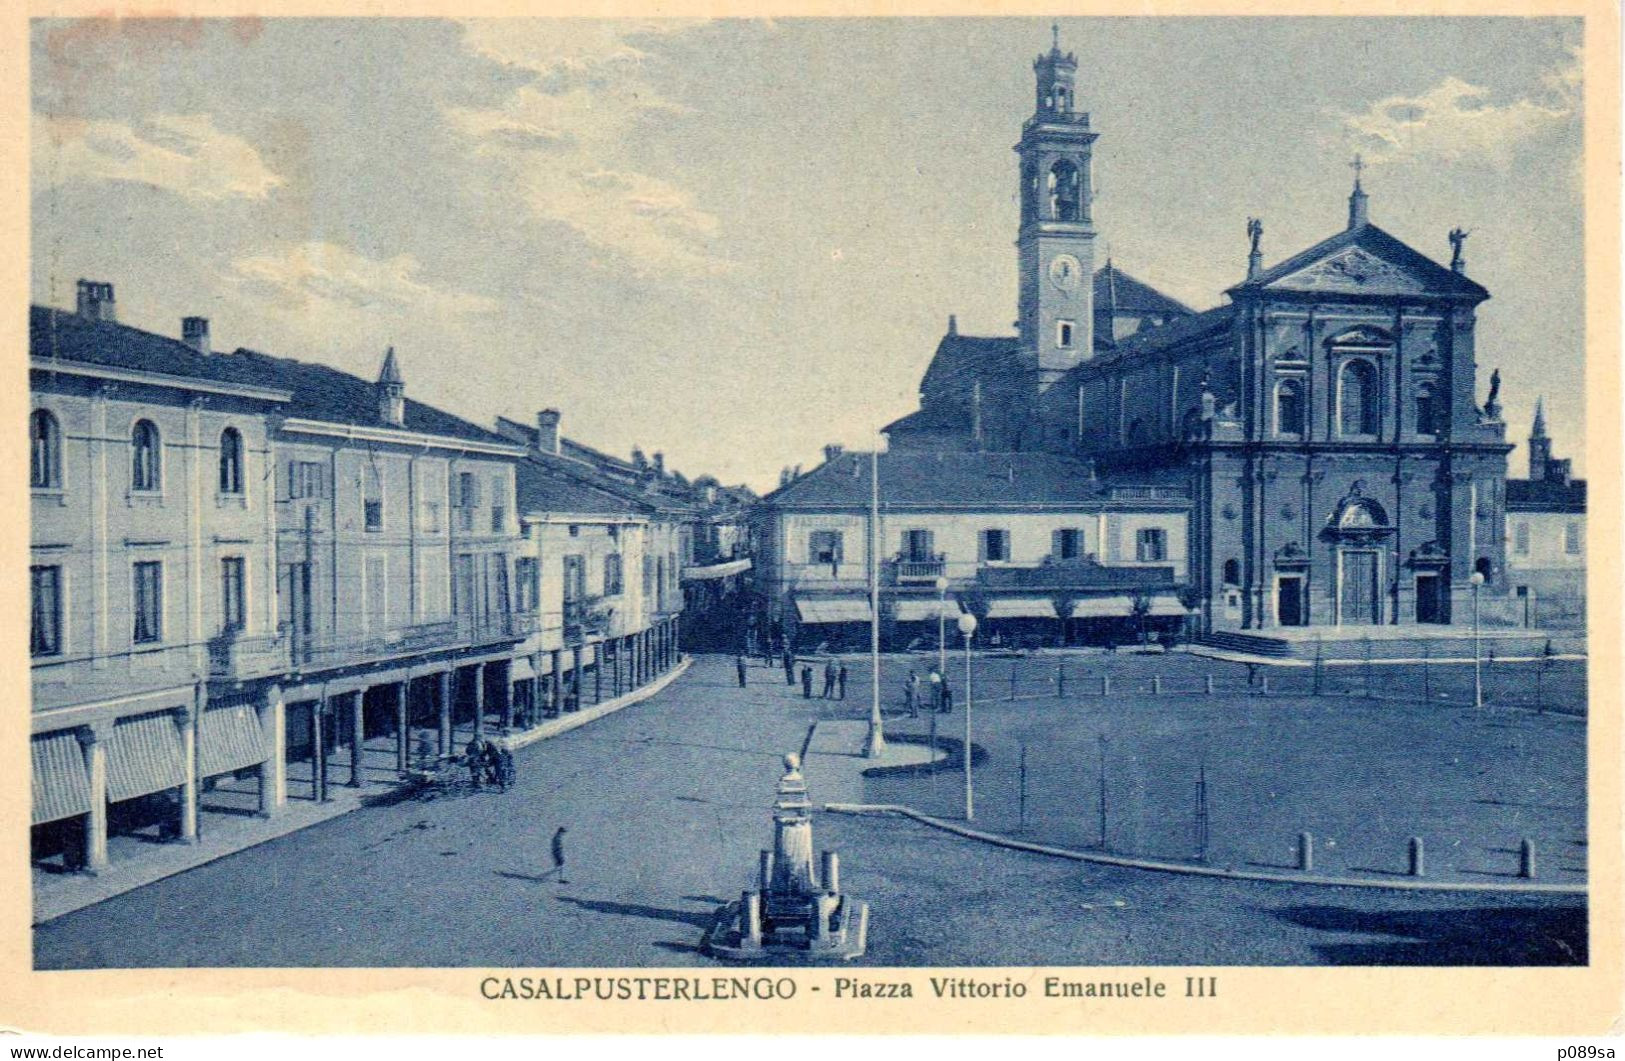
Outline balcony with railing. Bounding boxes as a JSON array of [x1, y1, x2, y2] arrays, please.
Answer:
[[207, 628, 291, 681], [889, 554, 946, 584], [562, 597, 616, 643], [285, 611, 538, 673]]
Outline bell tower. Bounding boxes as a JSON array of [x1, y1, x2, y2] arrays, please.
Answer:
[[1016, 24, 1098, 391]]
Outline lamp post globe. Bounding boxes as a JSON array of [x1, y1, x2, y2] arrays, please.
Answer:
[[957, 612, 977, 820]]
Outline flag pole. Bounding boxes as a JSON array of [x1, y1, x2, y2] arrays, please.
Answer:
[[865, 443, 886, 757]]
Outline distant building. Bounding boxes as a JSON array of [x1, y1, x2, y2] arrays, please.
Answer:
[[752, 451, 1191, 651], [1504, 399, 1585, 627]]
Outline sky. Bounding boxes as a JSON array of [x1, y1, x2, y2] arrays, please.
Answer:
[[30, 17, 1585, 491]]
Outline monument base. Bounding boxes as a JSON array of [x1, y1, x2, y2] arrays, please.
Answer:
[[702, 898, 869, 963]]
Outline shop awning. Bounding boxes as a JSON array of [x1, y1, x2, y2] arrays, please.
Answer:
[[106, 710, 187, 803], [795, 597, 873, 624], [32, 731, 91, 826], [510, 657, 536, 683], [985, 597, 1058, 620], [893, 598, 964, 623], [1148, 594, 1192, 617], [199, 703, 266, 779], [1071, 596, 1134, 619], [682, 558, 752, 581]]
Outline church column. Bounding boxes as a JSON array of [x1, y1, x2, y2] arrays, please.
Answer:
[[437, 670, 453, 757], [394, 680, 410, 775], [176, 697, 199, 842], [471, 662, 486, 741], [349, 689, 366, 787]]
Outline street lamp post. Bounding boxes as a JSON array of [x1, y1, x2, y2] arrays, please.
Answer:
[[935, 574, 950, 687], [1469, 570, 1485, 709], [927, 671, 941, 775], [958, 612, 978, 820]]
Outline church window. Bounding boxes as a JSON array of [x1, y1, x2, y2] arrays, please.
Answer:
[[1475, 557, 1494, 581], [1057, 320, 1074, 349], [1414, 383, 1438, 436], [1275, 379, 1305, 436], [1222, 558, 1241, 585], [1021, 161, 1038, 221], [1048, 160, 1081, 221], [1338, 360, 1379, 436]]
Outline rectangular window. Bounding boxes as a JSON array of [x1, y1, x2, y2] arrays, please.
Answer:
[[563, 555, 585, 604], [421, 501, 442, 534], [30, 565, 61, 657], [1513, 522, 1531, 556], [1057, 320, 1074, 349], [133, 560, 163, 644], [1565, 521, 1582, 555], [1136, 528, 1168, 562], [364, 500, 383, 532], [363, 467, 383, 532], [604, 553, 624, 595], [515, 558, 539, 612], [490, 476, 506, 533], [808, 530, 844, 565], [1054, 528, 1083, 560], [643, 554, 655, 597], [288, 461, 324, 500], [456, 472, 478, 532], [220, 556, 245, 631], [902, 528, 935, 562], [981, 529, 1010, 563]]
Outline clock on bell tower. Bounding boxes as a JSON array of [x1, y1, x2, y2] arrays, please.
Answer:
[[1016, 24, 1098, 391]]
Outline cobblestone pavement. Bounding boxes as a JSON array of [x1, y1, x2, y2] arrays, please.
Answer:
[[35, 655, 1585, 968]]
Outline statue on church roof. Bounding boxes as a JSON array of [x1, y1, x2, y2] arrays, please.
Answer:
[[1246, 217, 1263, 256], [1483, 367, 1503, 421], [1449, 227, 1470, 273]]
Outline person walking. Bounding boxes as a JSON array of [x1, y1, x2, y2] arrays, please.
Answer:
[[822, 660, 837, 699], [550, 826, 569, 884], [736, 654, 748, 688], [801, 665, 814, 699], [783, 647, 796, 686], [465, 735, 485, 790], [837, 664, 849, 701], [904, 671, 919, 717], [940, 680, 954, 714]]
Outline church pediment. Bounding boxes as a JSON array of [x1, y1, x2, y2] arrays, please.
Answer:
[[1234, 224, 1489, 302], [1270, 245, 1429, 295]]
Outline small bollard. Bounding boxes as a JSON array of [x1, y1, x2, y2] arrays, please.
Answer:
[[1057, 666, 1065, 698], [1151, 676, 1162, 695], [1408, 836, 1425, 878], [1260, 674, 1271, 696], [1519, 838, 1536, 879], [759, 849, 775, 891], [742, 890, 761, 946], [822, 850, 841, 894], [1102, 674, 1111, 696], [1298, 831, 1314, 872], [1205, 674, 1214, 695]]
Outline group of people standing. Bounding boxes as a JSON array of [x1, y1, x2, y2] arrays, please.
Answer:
[[464, 737, 517, 793], [901, 669, 953, 716]]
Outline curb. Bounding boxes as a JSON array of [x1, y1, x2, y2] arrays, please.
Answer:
[[497, 657, 691, 752], [823, 803, 1587, 896]]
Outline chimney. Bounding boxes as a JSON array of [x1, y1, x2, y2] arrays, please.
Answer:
[[653, 452, 665, 477], [76, 280, 116, 323], [536, 408, 561, 455], [182, 316, 211, 355], [823, 443, 845, 463], [376, 346, 405, 427]]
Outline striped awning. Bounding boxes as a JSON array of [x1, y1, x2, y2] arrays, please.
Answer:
[[985, 597, 1057, 620], [682, 558, 751, 581], [199, 703, 266, 779], [1148, 594, 1192, 617], [795, 597, 872, 624], [893, 598, 963, 623], [32, 731, 91, 826], [106, 710, 187, 803], [1072, 596, 1134, 618]]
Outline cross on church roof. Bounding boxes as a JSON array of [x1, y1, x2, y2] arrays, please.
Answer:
[[1350, 153, 1365, 189]]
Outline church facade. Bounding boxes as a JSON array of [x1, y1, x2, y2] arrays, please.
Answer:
[[885, 32, 1514, 634]]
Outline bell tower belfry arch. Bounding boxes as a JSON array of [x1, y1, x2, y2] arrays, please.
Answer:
[[1016, 24, 1099, 392]]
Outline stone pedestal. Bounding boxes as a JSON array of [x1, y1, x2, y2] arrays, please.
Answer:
[[703, 753, 868, 961]]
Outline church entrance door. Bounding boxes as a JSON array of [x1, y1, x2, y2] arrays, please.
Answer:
[[1276, 576, 1304, 627], [1415, 574, 1447, 624], [1338, 550, 1380, 625]]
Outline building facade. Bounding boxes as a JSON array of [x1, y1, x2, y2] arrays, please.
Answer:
[[30, 283, 539, 875], [753, 451, 1191, 651], [1504, 400, 1586, 627]]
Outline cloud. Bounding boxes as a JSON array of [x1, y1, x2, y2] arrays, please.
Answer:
[[446, 20, 733, 277], [1339, 45, 1580, 167], [226, 241, 499, 317], [33, 112, 284, 201]]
